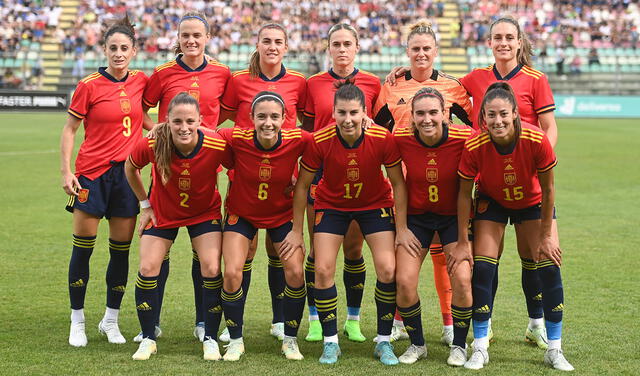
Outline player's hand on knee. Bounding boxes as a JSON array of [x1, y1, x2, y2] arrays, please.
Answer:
[[279, 230, 303, 260], [395, 228, 422, 257], [539, 236, 562, 266], [138, 207, 157, 236], [447, 241, 473, 275]]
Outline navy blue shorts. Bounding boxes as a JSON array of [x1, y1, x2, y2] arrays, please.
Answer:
[[407, 213, 458, 247], [314, 208, 395, 236], [65, 162, 138, 219], [307, 168, 323, 205], [223, 214, 293, 243], [143, 219, 222, 241], [474, 195, 556, 225]]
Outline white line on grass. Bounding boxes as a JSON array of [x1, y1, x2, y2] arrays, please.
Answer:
[[0, 149, 57, 157]]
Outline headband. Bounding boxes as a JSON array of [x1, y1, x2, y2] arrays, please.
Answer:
[[413, 92, 443, 102], [251, 94, 285, 111], [180, 15, 209, 30]]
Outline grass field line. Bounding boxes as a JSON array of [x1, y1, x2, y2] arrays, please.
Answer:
[[0, 149, 57, 156]]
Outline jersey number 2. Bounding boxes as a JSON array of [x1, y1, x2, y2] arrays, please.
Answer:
[[179, 192, 190, 207]]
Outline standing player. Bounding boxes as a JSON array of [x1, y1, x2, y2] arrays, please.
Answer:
[[454, 82, 573, 371], [60, 16, 147, 347], [374, 20, 472, 345], [140, 10, 231, 342], [125, 93, 230, 361], [218, 23, 307, 341], [216, 92, 311, 361], [301, 23, 381, 343], [392, 87, 472, 364], [281, 82, 418, 365], [459, 17, 559, 348]]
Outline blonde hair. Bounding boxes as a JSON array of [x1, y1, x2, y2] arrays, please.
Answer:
[[489, 17, 533, 67], [406, 20, 437, 45], [173, 11, 210, 55], [248, 23, 288, 78], [154, 93, 200, 185]]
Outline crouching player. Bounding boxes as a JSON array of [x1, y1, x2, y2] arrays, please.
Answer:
[[392, 87, 473, 364], [124, 93, 230, 360], [216, 92, 311, 361], [454, 82, 573, 371]]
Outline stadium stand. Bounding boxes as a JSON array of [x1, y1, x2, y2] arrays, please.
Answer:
[[1, 0, 638, 94]]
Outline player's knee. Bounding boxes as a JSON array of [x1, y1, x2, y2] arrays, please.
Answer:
[[377, 266, 395, 283], [139, 262, 160, 278], [314, 264, 334, 287], [223, 266, 243, 291], [200, 262, 220, 278]]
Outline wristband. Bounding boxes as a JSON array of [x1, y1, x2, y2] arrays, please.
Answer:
[[140, 199, 151, 209]]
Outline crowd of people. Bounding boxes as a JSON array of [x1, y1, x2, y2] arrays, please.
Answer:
[[59, 8, 575, 371], [460, 0, 640, 50], [53, 0, 638, 60]]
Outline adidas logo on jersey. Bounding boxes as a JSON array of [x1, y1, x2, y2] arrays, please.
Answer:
[[225, 319, 238, 327], [475, 305, 490, 314], [552, 303, 564, 312], [285, 320, 299, 328], [70, 279, 85, 288], [351, 283, 365, 290], [533, 293, 543, 301], [454, 321, 469, 328], [505, 164, 514, 171], [111, 285, 126, 293], [348, 159, 358, 166], [397, 98, 406, 105], [136, 302, 152, 311], [380, 313, 394, 321], [322, 313, 337, 323], [428, 159, 437, 165]]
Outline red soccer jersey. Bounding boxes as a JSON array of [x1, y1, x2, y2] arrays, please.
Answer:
[[218, 127, 311, 227], [221, 66, 307, 129], [300, 125, 401, 211], [68, 68, 148, 180], [394, 124, 472, 215], [304, 68, 381, 131], [128, 129, 230, 228], [143, 55, 231, 128], [460, 64, 555, 129], [457, 123, 557, 210]]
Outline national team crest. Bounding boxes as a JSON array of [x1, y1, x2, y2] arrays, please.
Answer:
[[347, 168, 360, 182], [120, 98, 131, 114], [504, 172, 517, 186], [77, 189, 89, 203], [178, 177, 191, 191], [259, 166, 272, 181], [315, 211, 324, 225], [426, 168, 438, 183], [476, 199, 489, 214], [227, 214, 239, 225], [188, 90, 200, 101]]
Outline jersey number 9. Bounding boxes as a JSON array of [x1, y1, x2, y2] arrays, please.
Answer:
[[122, 116, 132, 137]]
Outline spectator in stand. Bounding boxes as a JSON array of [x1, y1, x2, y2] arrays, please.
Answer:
[[588, 48, 600, 65]]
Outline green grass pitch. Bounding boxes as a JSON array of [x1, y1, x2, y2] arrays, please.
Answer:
[[0, 113, 638, 375]]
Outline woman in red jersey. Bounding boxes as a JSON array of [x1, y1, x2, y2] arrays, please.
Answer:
[[459, 17, 560, 348], [139, 10, 231, 343], [215, 91, 311, 361], [454, 82, 573, 372], [60, 16, 148, 348], [125, 92, 230, 361], [377, 20, 472, 346], [282, 81, 418, 366], [301, 23, 382, 343], [392, 87, 472, 365], [218, 23, 307, 342]]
